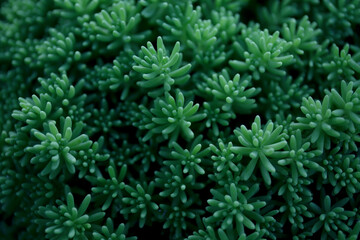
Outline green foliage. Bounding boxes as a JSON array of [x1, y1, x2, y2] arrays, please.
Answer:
[[322, 44, 360, 85], [133, 37, 191, 97], [159, 200, 204, 239], [292, 95, 347, 150], [197, 70, 260, 114], [12, 73, 84, 131], [1, 0, 360, 239], [277, 177, 314, 232], [316, 0, 360, 43], [201, 0, 250, 14], [320, 147, 360, 196], [278, 129, 323, 184], [54, 0, 103, 18], [231, 116, 287, 185], [161, 135, 210, 175], [309, 195, 356, 239], [136, 89, 206, 143], [93, 218, 137, 240], [259, 76, 314, 118], [87, 98, 122, 139], [187, 225, 265, 240], [210, 139, 241, 177], [121, 182, 159, 228], [157, 2, 202, 43], [210, 7, 242, 43], [0, 0, 54, 39], [206, 183, 266, 233], [76, 137, 109, 179], [26, 117, 92, 179], [82, 0, 149, 51], [257, 0, 301, 32], [201, 102, 235, 137], [230, 29, 294, 80], [281, 16, 321, 55], [185, 19, 227, 68], [37, 192, 105, 240], [138, 0, 176, 21], [97, 53, 135, 100], [36, 29, 82, 74], [325, 80, 360, 150], [87, 163, 127, 211], [0, 165, 25, 214], [155, 164, 204, 203]]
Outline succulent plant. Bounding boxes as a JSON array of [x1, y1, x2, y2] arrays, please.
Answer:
[[1, 0, 360, 239]]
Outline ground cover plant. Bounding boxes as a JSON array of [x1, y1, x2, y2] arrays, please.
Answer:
[[1, 0, 360, 239]]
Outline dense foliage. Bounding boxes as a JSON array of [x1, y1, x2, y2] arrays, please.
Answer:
[[1, 0, 360, 239]]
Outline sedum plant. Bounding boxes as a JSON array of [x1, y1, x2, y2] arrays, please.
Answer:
[[319, 147, 360, 196], [325, 80, 360, 135], [155, 164, 204, 204], [86, 163, 127, 211], [53, 0, 103, 18], [308, 195, 356, 239], [201, 101, 235, 137], [121, 182, 159, 228], [231, 116, 288, 185], [292, 95, 346, 150], [136, 89, 206, 143], [133, 36, 191, 98], [156, 2, 202, 43], [205, 183, 266, 234], [159, 199, 204, 239], [277, 129, 323, 184], [281, 16, 321, 56], [197, 69, 260, 114], [210, 139, 242, 178], [26, 117, 92, 179], [37, 192, 105, 240], [161, 135, 210, 175], [230, 28, 294, 80], [92, 218, 137, 240], [187, 225, 265, 240], [1, 0, 360, 239], [184, 19, 227, 68], [36, 29, 82, 74], [322, 44, 360, 85], [81, 0, 150, 51]]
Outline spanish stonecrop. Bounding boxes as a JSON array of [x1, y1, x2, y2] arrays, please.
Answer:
[[308, 195, 356, 239], [230, 28, 294, 80], [281, 16, 321, 56], [156, 2, 202, 43], [133, 36, 191, 98], [121, 182, 159, 228], [135, 89, 206, 143], [37, 192, 105, 240], [184, 19, 227, 68], [1, 0, 360, 239], [93, 218, 137, 240], [319, 147, 360, 196], [210, 139, 242, 179], [292, 95, 347, 151], [26, 117, 92, 179], [231, 116, 288, 185], [277, 129, 323, 184], [86, 163, 127, 211], [82, 0, 149, 51], [322, 44, 360, 88], [155, 164, 204, 204], [160, 135, 210, 175], [197, 69, 260, 114], [206, 183, 266, 233]]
